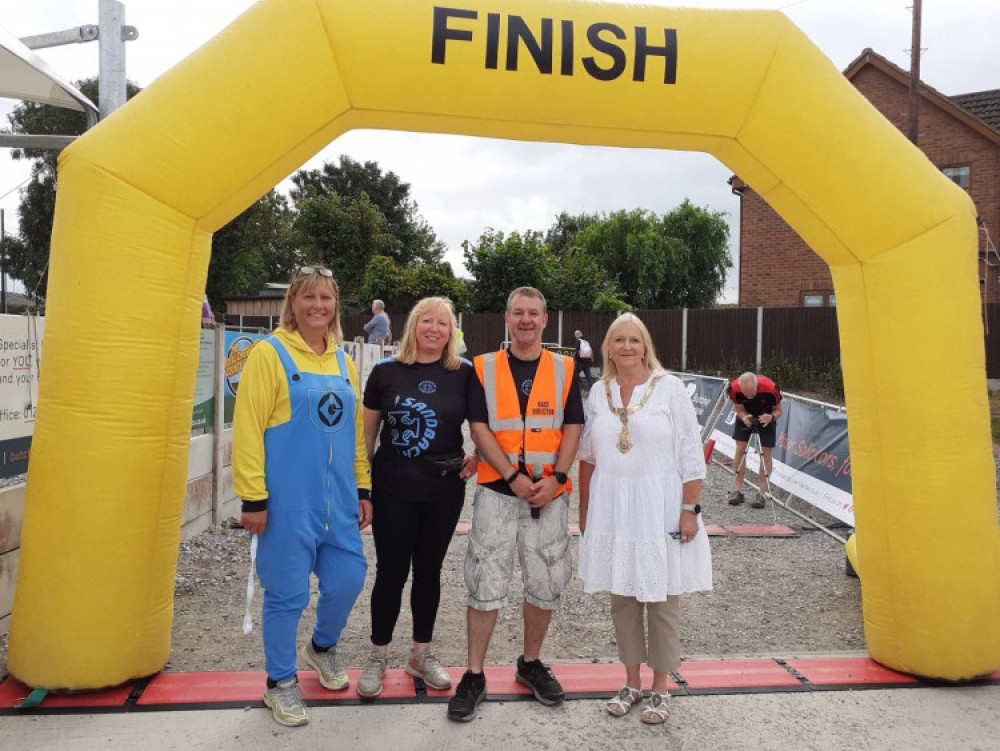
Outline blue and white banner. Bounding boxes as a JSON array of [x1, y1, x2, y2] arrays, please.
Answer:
[[218, 333, 391, 422], [711, 396, 854, 525], [674, 372, 728, 429]]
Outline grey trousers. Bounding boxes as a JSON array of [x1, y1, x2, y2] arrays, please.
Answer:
[[610, 594, 681, 674]]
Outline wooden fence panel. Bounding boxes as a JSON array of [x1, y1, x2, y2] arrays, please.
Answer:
[[685, 308, 758, 372], [985, 303, 1000, 380], [763, 307, 840, 364], [632, 309, 684, 370], [459, 311, 505, 358], [225, 303, 1000, 379]]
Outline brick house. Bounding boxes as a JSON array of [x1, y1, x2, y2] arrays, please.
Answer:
[[731, 48, 1000, 308]]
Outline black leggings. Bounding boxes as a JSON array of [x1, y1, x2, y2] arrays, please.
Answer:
[[369, 486, 465, 646]]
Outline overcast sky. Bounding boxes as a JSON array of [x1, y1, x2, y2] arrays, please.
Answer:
[[2, 0, 999, 303]]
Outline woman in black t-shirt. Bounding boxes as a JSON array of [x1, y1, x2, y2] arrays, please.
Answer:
[[358, 296, 475, 698]]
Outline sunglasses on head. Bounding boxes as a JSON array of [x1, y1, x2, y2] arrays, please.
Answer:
[[298, 266, 333, 277]]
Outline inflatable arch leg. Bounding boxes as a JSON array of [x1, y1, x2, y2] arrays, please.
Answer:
[[11, 0, 998, 688]]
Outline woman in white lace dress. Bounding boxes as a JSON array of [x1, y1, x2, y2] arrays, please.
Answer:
[[577, 313, 712, 725]]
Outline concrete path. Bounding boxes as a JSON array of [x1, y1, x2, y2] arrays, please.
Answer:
[[3, 669, 999, 750]]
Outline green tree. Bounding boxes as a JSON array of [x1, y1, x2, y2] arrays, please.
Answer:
[[462, 228, 554, 312], [359, 256, 470, 313], [546, 247, 619, 312], [575, 209, 671, 309], [660, 199, 731, 308], [544, 210, 600, 256], [593, 291, 632, 312], [574, 203, 731, 309], [3, 77, 141, 298], [293, 189, 398, 308], [207, 191, 296, 311], [290, 155, 444, 267], [3, 172, 55, 301]]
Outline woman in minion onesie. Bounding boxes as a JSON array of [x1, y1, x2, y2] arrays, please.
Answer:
[[233, 265, 371, 727]]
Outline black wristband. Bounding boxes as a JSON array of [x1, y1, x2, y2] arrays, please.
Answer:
[[241, 499, 268, 513], [506, 469, 521, 484]]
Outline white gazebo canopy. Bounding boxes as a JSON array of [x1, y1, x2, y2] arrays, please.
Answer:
[[0, 24, 96, 115]]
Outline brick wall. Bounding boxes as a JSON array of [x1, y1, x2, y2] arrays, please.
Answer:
[[739, 64, 1000, 307]]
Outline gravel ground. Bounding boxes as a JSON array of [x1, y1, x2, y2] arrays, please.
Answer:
[[1, 450, 866, 679], [160, 454, 865, 675], [4, 434, 998, 682], [0, 447, 867, 680]]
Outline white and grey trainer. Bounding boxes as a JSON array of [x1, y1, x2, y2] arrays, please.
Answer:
[[263, 677, 309, 727], [300, 642, 349, 691], [356, 649, 389, 698], [405, 651, 452, 690]]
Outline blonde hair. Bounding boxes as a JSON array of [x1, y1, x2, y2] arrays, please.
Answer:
[[278, 267, 343, 344], [395, 297, 463, 370], [600, 313, 664, 382]]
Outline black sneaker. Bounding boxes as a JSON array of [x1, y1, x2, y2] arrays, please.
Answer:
[[750, 492, 766, 509], [447, 670, 486, 722], [727, 490, 745, 506], [515, 656, 565, 706]]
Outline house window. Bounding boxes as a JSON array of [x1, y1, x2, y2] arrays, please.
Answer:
[[802, 291, 836, 307], [943, 166, 970, 189]]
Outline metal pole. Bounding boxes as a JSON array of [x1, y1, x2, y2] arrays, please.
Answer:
[[20, 26, 100, 50], [99, 0, 129, 120], [755, 306, 763, 371], [681, 307, 688, 371], [0, 135, 78, 150], [211, 323, 225, 526], [907, 0, 923, 144]]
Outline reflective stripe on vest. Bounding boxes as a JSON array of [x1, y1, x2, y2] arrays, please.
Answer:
[[475, 349, 572, 485]]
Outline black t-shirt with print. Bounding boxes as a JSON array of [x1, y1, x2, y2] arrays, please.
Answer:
[[468, 350, 584, 495], [363, 357, 473, 503]]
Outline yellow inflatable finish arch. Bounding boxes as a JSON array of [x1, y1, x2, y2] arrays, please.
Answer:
[[10, 0, 999, 688]]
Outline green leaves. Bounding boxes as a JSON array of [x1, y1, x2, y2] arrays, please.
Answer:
[[359, 256, 469, 313], [462, 228, 553, 312], [457, 201, 730, 313], [572, 201, 731, 310]]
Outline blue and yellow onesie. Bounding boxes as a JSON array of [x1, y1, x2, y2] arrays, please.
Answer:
[[233, 327, 370, 682]]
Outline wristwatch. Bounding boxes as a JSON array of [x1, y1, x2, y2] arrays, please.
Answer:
[[506, 469, 521, 484], [551, 471, 568, 485], [681, 504, 701, 514]]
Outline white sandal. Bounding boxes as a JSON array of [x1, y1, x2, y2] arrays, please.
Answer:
[[640, 691, 670, 724], [606, 685, 642, 717]]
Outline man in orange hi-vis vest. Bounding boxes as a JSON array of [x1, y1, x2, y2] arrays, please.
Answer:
[[447, 287, 584, 723]]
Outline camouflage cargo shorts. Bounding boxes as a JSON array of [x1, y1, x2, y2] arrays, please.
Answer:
[[463, 485, 572, 611]]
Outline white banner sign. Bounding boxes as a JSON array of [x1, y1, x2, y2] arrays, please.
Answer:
[[0, 314, 44, 477]]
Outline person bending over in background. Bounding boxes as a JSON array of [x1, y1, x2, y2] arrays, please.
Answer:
[[358, 296, 476, 698], [726, 371, 782, 508], [233, 265, 371, 728]]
